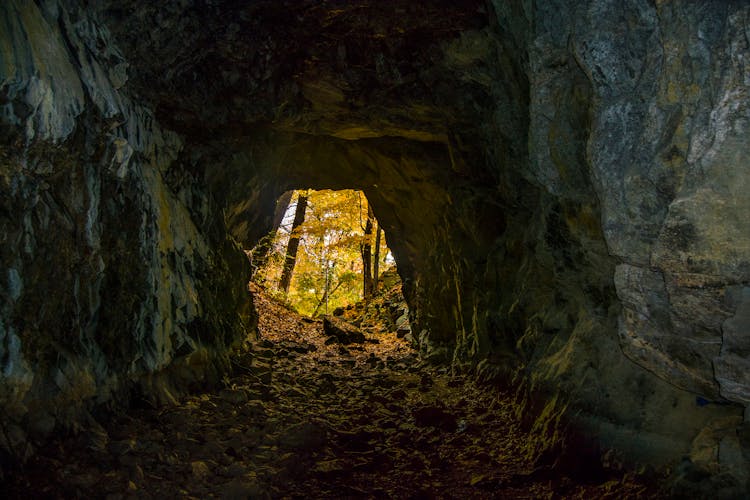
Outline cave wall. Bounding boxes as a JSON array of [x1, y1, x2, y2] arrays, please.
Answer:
[[528, 0, 750, 405], [0, 0, 253, 456], [521, 0, 749, 465], [1, 0, 749, 490], [482, 0, 749, 485]]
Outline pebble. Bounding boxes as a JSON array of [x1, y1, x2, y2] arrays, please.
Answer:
[[191, 461, 211, 479], [219, 388, 249, 404], [221, 479, 269, 500]]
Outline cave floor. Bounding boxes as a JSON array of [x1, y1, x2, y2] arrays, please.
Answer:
[[6, 286, 660, 499]]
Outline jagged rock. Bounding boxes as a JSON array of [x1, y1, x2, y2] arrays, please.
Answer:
[[322, 316, 366, 345], [219, 389, 249, 405], [395, 310, 412, 339], [278, 341, 317, 354], [26, 411, 55, 438], [0, 0, 748, 491], [222, 479, 269, 500], [253, 348, 276, 360], [191, 461, 211, 479]]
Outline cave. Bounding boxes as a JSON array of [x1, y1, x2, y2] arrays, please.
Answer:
[[1, 0, 749, 496]]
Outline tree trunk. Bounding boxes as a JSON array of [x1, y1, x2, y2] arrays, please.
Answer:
[[361, 204, 374, 300], [278, 193, 308, 293], [373, 222, 382, 292], [252, 191, 293, 274]]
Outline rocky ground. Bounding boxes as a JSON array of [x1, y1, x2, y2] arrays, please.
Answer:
[[3, 282, 661, 499]]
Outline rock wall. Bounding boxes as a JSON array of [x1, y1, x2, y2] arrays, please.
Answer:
[[545, 0, 750, 404], [476, 0, 749, 490], [1, 0, 749, 492], [0, 0, 253, 459]]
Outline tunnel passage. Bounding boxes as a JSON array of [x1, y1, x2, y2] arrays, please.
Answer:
[[1, 0, 750, 490], [211, 129, 517, 363]]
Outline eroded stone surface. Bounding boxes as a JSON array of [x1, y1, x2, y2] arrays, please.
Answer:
[[1, 0, 749, 492], [0, 0, 254, 452]]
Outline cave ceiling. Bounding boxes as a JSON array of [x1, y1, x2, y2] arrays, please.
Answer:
[[100, 0, 492, 144]]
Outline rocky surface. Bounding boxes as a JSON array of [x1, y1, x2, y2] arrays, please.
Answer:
[[3, 284, 659, 498], [516, 3, 750, 490], [0, 0, 254, 461], [337, 268, 414, 343], [1, 0, 749, 494], [322, 316, 366, 346]]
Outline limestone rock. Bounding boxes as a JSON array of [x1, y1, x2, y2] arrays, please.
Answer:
[[715, 287, 750, 405], [278, 422, 327, 451], [191, 461, 211, 479], [222, 479, 269, 500], [412, 405, 457, 432]]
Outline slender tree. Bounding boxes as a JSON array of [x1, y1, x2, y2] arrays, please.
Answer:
[[278, 192, 308, 293], [312, 268, 348, 317], [373, 222, 382, 292], [361, 203, 374, 300]]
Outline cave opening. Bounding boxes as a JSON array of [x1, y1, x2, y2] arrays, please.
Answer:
[[217, 131, 461, 354], [250, 188, 398, 318]]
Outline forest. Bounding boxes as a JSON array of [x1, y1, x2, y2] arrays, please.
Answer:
[[252, 190, 392, 316]]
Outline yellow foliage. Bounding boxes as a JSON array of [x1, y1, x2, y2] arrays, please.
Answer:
[[255, 189, 392, 316]]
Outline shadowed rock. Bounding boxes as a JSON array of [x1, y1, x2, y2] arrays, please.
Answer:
[[323, 316, 366, 345]]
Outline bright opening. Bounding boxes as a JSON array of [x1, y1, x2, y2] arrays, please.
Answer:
[[252, 189, 394, 317]]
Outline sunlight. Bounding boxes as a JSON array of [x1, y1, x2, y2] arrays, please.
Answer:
[[252, 189, 393, 317]]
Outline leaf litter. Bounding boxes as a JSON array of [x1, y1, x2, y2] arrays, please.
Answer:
[[4, 281, 661, 498]]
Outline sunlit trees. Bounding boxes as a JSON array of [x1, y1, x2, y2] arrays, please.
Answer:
[[253, 189, 392, 316]]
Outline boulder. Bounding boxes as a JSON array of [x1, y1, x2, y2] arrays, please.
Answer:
[[322, 316, 366, 345]]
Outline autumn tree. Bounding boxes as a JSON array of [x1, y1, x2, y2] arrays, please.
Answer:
[[256, 189, 393, 316], [300, 191, 361, 314]]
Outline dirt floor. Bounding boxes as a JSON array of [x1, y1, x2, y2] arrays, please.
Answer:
[[3, 284, 661, 499]]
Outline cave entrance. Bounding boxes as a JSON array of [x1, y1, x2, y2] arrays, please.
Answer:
[[251, 189, 398, 318]]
